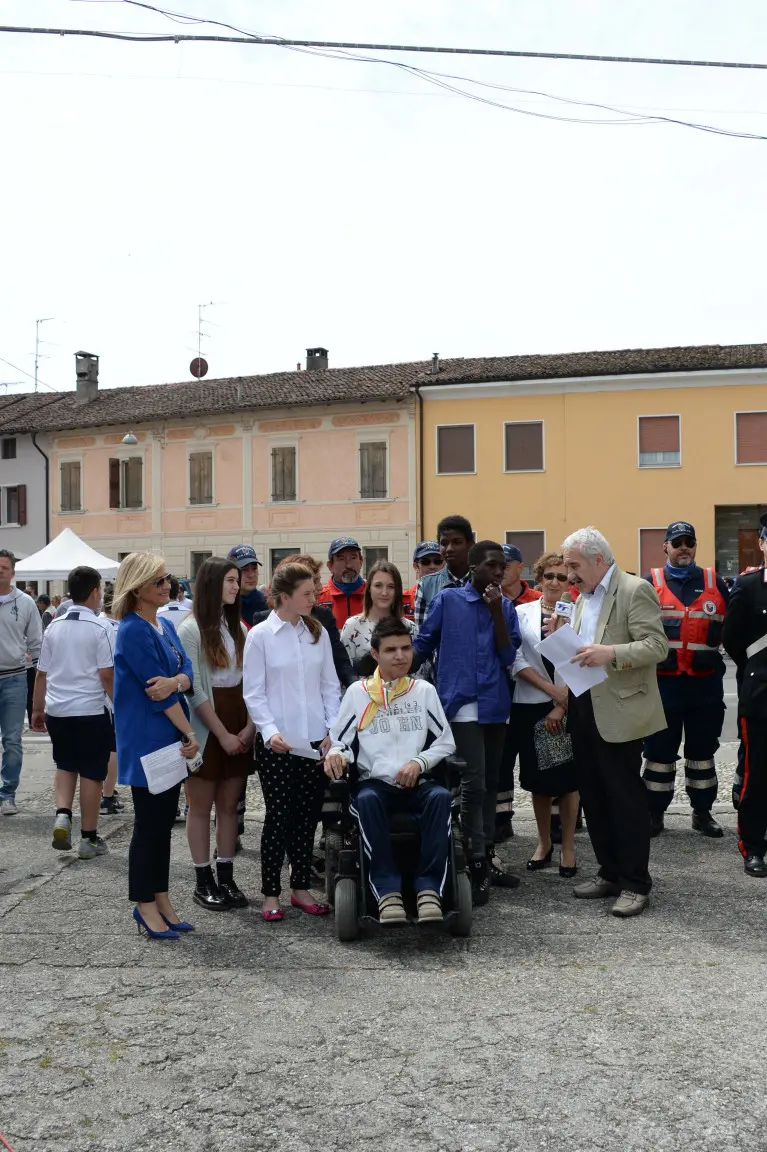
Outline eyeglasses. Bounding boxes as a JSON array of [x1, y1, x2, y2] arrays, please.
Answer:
[[153, 574, 172, 588], [669, 536, 696, 548], [420, 557, 443, 566], [543, 572, 569, 583]]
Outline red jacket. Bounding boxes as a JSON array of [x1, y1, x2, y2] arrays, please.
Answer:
[[513, 581, 542, 606], [317, 579, 366, 630], [403, 585, 417, 621], [650, 566, 726, 677]]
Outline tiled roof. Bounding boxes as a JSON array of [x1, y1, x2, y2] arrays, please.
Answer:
[[1, 343, 765, 434]]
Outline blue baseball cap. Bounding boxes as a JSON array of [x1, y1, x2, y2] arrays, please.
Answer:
[[227, 545, 261, 569], [664, 521, 696, 542], [502, 544, 523, 563], [413, 540, 441, 562], [328, 537, 362, 559]]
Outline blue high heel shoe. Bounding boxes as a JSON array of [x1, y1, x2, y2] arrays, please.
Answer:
[[161, 913, 195, 933], [132, 905, 179, 940]]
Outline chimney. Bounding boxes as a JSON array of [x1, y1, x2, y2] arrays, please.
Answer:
[[430, 352, 440, 375], [75, 351, 99, 404], [306, 347, 328, 371]]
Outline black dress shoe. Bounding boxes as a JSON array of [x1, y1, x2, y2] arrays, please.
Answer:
[[744, 854, 767, 878], [649, 812, 665, 838], [692, 810, 724, 838], [193, 865, 229, 910], [526, 846, 554, 872], [216, 862, 248, 908]]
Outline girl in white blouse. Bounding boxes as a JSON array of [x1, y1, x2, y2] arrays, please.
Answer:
[[340, 561, 417, 667], [243, 563, 341, 921]]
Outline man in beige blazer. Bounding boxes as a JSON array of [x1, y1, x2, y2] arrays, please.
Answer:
[[562, 527, 668, 918]]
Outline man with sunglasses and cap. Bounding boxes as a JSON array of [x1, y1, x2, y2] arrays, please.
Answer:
[[641, 521, 729, 838], [723, 512, 767, 876], [403, 541, 443, 620], [226, 546, 267, 628], [501, 544, 542, 607], [317, 538, 367, 630]]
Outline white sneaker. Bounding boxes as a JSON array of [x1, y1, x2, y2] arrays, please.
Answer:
[[52, 813, 72, 851], [0, 798, 18, 816]]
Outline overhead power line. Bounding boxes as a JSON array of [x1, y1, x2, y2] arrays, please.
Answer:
[[0, 356, 57, 392], [4, 24, 767, 71]]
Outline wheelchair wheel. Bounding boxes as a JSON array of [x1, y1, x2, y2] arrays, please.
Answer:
[[449, 872, 473, 937], [335, 877, 359, 942], [324, 829, 343, 906]]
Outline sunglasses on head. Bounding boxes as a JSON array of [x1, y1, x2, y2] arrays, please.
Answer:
[[543, 572, 569, 582], [669, 536, 696, 549], [153, 574, 173, 588]]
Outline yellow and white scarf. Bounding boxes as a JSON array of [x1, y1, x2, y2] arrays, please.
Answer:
[[359, 667, 413, 731]]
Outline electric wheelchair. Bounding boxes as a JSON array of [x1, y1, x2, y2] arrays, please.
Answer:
[[322, 755, 473, 942]]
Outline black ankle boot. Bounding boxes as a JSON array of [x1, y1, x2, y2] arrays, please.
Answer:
[[216, 860, 248, 908], [469, 858, 490, 906], [193, 865, 228, 911]]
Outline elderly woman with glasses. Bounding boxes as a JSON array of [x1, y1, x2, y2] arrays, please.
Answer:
[[113, 552, 200, 940]]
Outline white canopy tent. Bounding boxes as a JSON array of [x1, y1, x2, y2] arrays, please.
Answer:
[[13, 528, 119, 581]]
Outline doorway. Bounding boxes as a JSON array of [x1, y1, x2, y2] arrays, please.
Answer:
[[738, 529, 762, 572]]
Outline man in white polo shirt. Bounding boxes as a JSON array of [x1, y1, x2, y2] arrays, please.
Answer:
[[31, 566, 116, 860], [157, 576, 193, 623]]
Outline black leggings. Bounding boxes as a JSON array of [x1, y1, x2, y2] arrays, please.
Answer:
[[258, 745, 323, 896], [129, 782, 182, 903]]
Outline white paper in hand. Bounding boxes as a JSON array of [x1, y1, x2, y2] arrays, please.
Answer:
[[282, 734, 321, 761], [140, 742, 188, 794], [536, 624, 608, 698]]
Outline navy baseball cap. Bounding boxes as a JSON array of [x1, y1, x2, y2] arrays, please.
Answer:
[[413, 540, 441, 562], [502, 544, 523, 563], [227, 545, 261, 569], [328, 536, 361, 559], [664, 521, 696, 542]]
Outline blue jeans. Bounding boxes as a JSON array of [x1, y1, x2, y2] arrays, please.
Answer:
[[0, 673, 27, 800]]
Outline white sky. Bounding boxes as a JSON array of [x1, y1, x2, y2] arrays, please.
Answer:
[[2, 0, 767, 392]]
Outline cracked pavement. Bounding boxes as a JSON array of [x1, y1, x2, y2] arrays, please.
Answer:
[[0, 736, 764, 1151]]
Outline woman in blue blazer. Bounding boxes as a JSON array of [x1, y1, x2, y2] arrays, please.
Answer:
[[113, 553, 199, 940]]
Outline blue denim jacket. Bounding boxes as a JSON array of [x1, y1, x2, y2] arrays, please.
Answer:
[[413, 584, 521, 723]]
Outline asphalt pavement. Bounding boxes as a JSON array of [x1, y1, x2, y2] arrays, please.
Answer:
[[0, 731, 764, 1152]]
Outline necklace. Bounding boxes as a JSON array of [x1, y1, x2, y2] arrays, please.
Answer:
[[542, 602, 557, 612]]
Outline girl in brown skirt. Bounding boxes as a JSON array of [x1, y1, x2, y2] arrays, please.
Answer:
[[178, 558, 255, 911]]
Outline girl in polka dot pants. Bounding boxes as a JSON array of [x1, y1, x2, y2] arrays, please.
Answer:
[[258, 740, 325, 897]]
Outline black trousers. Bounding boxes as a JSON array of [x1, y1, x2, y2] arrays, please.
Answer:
[[738, 716, 767, 857], [569, 692, 652, 896], [258, 744, 324, 896], [129, 782, 182, 903]]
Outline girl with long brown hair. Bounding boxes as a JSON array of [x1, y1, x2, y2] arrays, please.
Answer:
[[178, 557, 255, 912], [340, 560, 417, 665], [243, 563, 341, 921]]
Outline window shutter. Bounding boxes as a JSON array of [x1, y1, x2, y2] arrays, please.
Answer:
[[504, 423, 544, 471], [437, 426, 475, 474], [189, 453, 201, 504], [360, 442, 387, 498], [189, 452, 212, 505], [639, 528, 667, 575], [736, 412, 767, 464], [638, 416, 679, 453], [17, 484, 26, 527], [124, 458, 142, 508], [505, 531, 545, 579], [109, 459, 120, 508], [271, 447, 296, 501]]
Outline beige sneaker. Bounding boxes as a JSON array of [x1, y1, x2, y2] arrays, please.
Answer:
[[611, 890, 649, 918], [416, 889, 443, 923], [378, 892, 407, 925], [572, 875, 621, 899]]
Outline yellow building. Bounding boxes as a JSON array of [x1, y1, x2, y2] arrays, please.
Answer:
[[415, 344, 767, 580]]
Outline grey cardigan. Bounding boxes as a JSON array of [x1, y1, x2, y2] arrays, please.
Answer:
[[177, 615, 248, 753]]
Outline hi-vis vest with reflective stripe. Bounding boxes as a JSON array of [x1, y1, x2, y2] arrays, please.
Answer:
[[651, 567, 726, 676]]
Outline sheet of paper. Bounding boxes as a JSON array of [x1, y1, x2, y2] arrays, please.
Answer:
[[140, 742, 188, 795], [535, 623, 608, 698], [282, 734, 321, 761]]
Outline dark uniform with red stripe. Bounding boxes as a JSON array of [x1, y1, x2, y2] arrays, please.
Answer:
[[642, 564, 728, 816], [722, 566, 767, 866]]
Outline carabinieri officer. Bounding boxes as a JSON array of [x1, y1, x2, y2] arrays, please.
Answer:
[[641, 521, 729, 838]]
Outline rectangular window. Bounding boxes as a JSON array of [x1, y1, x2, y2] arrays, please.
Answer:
[[271, 446, 297, 502], [117, 553, 131, 562], [60, 461, 82, 512], [364, 546, 388, 575], [736, 412, 767, 464], [359, 441, 388, 499], [505, 531, 545, 580], [1, 438, 16, 460], [109, 457, 143, 509], [504, 421, 544, 472], [0, 485, 25, 527], [436, 425, 475, 474], [639, 528, 667, 576], [189, 451, 213, 506], [190, 550, 213, 579], [638, 415, 680, 467], [270, 546, 298, 574]]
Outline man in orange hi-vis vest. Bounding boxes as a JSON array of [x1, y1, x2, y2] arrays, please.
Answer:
[[641, 521, 730, 839]]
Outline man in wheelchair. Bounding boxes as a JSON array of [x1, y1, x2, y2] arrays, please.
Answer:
[[325, 617, 456, 925]]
